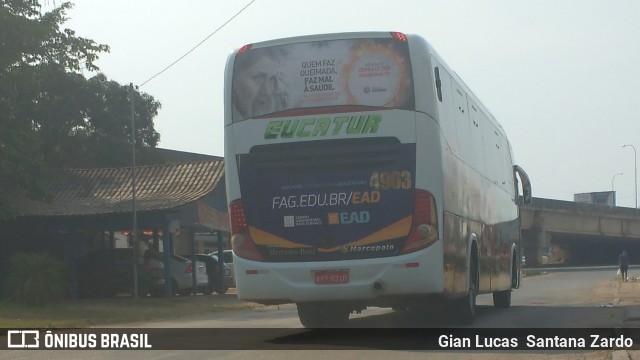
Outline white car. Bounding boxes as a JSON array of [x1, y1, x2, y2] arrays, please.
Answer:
[[208, 250, 235, 287], [150, 252, 209, 295], [222, 250, 235, 288]]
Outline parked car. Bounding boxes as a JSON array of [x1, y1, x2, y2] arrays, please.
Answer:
[[182, 254, 232, 294], [205, 250, 236, 288], [222, 250, 235, 288], [76, 248, 164, 298], [148, 251, 208, 295]]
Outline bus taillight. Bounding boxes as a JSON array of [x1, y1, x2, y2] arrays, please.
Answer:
[[237, 44, 253, 55], [400, 189, 438, 254], [230, 199, 264, 261], [390, 32, 408, 42]]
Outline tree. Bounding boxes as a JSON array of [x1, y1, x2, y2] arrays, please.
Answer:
[[80, 74, 162, 168], [0, 0, 162, 219]]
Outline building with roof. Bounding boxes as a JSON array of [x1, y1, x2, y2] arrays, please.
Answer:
[[0, 155, 230, 298]]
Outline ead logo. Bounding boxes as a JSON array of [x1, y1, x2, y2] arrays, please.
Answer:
[[7, 330, 39, 348], [328, 211, 370, 225]]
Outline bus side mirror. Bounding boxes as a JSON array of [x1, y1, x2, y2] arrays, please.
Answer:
[[513, 164, 532, 205]]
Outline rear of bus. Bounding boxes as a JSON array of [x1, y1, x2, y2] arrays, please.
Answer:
[[224, 32, 444, 307]]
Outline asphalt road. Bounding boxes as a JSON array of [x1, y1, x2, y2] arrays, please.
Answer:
[[104, 267, 625, 329], [2, 268, 636, 360]]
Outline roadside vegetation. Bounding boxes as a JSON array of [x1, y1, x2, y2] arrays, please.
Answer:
[[1, 0, 162, 220], [4, 252, 68, 307]]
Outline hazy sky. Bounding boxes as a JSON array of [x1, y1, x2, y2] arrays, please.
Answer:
[[62, 0, 640, 208]]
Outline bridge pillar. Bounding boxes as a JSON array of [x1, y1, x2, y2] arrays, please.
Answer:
[[522, 228, 550, 266], [536, 231, 551, 265]]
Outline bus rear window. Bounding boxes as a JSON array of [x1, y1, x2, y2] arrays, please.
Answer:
[[231, 37, 415, 122]]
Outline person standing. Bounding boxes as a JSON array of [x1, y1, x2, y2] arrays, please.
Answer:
[[619, 250, 630, 282]]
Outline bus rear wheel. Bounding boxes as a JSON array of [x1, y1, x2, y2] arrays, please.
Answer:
[[455, 281, 477, 324], [454, 249, 479, 324], [296, 303, 350, 328]]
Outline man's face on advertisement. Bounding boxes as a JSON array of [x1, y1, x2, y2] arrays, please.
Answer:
[[234, 56, 282, 118]]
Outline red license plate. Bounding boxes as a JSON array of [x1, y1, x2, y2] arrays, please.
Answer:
[[313, 270, 349, 284]]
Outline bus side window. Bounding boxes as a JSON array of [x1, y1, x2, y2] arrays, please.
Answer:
[[434, 67, 443, 102], [497, 133, 514, 192], [451, 80, 473, 163], [433, 61, 458, 155], [468, 101, 486, 174], [483, 122, 501, 185]]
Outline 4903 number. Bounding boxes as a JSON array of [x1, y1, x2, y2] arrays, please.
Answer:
[[369, 171, 412, 190]]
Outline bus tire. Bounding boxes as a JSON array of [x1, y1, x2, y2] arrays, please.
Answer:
[[493, 290, 511, 308], [297, 303, 350, 328], [455, 281, 477, 324], [455, 250, 478, 324]]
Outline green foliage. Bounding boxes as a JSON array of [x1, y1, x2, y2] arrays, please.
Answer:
[[4, 252, 68, 306], [0, 0, 162, 219], [0, 0, 108, 71]]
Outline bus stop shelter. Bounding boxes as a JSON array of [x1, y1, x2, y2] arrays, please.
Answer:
[[0, 158, 229, 298]]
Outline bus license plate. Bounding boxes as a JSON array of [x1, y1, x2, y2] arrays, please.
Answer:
[[314, 270, 349, 285]]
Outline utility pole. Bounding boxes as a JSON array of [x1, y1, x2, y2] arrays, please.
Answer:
[[131, 83, 139, 298]]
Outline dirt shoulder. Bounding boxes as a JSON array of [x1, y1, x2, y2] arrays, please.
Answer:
[[0, 292, 262, 328]]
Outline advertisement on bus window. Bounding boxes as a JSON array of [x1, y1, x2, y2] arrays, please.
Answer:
[[238, 139, 416, 262], [232, 37, 415, 121]]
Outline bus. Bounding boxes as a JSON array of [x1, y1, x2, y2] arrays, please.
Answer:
[[223, 31, 532, 327]]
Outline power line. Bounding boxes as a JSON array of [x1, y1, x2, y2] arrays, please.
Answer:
[[139, 0, 256, 87]]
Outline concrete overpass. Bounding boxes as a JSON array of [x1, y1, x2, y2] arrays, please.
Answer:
[[520, 197, 640, 266]]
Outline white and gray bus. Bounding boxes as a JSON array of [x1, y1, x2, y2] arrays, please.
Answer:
[[223, 31, 532, 327]]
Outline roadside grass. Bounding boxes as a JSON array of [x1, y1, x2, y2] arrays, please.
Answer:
[[0, 294, 262, 328]]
